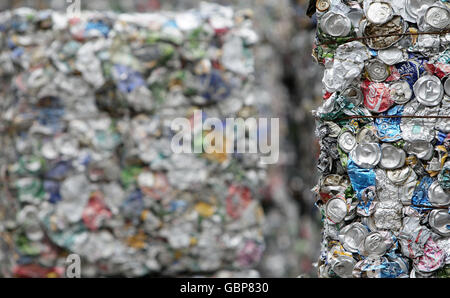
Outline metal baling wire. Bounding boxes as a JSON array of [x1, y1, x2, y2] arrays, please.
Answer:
[[334, 115, 450, 120]]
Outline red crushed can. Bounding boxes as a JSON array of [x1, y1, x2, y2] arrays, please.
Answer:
[[361, 80, 394, 113]]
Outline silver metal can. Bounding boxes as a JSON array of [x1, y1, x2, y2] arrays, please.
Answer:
[[373, 200, 403, 231], [319, 11, 352, 37], [366, 59, 390, 82], [428, 209, 450, 237], [356, 126, 379, 144], [443, 75, 450, 96], [428, 180, 450, 207], [405, 0, 436, 21], [379, 143, 406, 170], [325, 197, 348, 224], [364, 232, 388, 257], [342, 86, 364, 106], [366, 2, 393, 25], [410, 268, 434, 278], [338, 131, 357, 153], [398, 170, 418, 205], [378, 47, 405, 65], [398, 216, 432, 259], [404, 141, 434, 161], [353, 255, 384, 278], [425, 6, 450, 29], [413, 75, 444, 107], [362, 215, 378, 232], [390, 81, 413, 104], [330, 255, 356, 278], [401, 99, 439, 143], [350, 143, 381, 169], [339, 222, 369, 253]]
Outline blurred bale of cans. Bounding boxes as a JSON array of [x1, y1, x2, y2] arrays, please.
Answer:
[[0, 3, 269, 277], [312, 0, 450, 278], [0, 0, 325, 277]]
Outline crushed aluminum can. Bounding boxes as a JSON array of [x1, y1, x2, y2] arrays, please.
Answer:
[[411, 175, 434, 211], [342, 86, 364, 106], [356, 125, 379, 144], [365, 2, 394, 25], [404, 0, 436, 23], [319, 11, 352, 37], [401, 100, 439, 143], [363, 231, 392, 257], [322, 41, 371, 93], [358, 186, 378, 216], [443, 76, 450, 96], [329, 249, 356, 278], [353, 255, 407, 278], [427, 181, 450, 207], [361, 80, 395, 113], [372, 199, 403, 231], [339, 222, 368, 253], [365, 59, 390, 83], [338, 130, 357, 153], [362, 16, 406, 50], [424, 5, 450, 30], [350, 143, 382, 169], [413, 237, 446, 273], [325, 196, 348, 224], [439, 161, 450, 190], [378, 47, 406, 66], [389, 81, 412, 105], [374, 105, 403, 142], [428, 209, 450, 237], [379, 143, 406, 170], [317, 174, 351, 201], [386, 166, 413, 185], [395, 58, 427, 90], [330, 255, 356, 278], [413, 75, 444, 107], [404, 141, 434, 160], [398, 216, 432, 259], [347, 158, 377, 210]]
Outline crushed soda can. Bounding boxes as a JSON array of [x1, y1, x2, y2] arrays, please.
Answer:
[[312, 0, 450, 278]]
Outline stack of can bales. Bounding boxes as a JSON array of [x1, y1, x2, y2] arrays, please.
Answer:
[[312, 0, 450, 278], [0, 4, 266, 277]]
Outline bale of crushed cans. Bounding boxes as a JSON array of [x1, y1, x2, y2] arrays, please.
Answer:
[[312, 0, 450, 278], [0, 4, 267, 277]]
